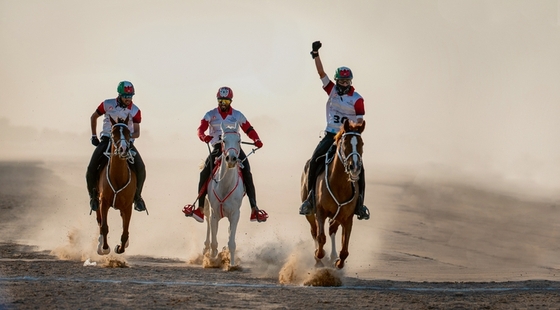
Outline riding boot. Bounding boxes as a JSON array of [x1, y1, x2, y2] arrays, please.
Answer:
[[86, 167, 100, 212], [243, 169, 259, 209], [355, 194, 370, 220], [89, 188, 99, 212], [299, 189, 314, 215], [354, 168, 369, 220], [132, 151, 147, 212]]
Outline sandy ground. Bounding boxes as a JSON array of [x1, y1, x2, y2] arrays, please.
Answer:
[[1, 160, 560, 309]]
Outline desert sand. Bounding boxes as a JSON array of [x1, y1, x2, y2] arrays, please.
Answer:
[[1, 160, 560, 309]]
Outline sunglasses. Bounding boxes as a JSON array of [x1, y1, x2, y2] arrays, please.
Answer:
[[121, 95, 134, 99], [218, 99, 232, 105], [337, 79, 352, 85]]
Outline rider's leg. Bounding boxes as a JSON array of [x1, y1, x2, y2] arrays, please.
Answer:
[[239, 149, 268, 222], [355, 167, 370, 220], [239, 149, 257, 209], [197, 144, 221, 209], [197, 155, 212, 209], [131, 144, 147, 212], [85, 137, 109, 212], [300, 132, 335, 215]]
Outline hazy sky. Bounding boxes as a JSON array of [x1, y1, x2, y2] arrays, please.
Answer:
[[2, 0, 560, 192]]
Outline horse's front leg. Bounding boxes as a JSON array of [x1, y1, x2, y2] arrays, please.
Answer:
[[97, 202, 111, 255], [335, 220, 353, 269], [115, 206, 131, 254], [228, 210, 241, 267], [329, 221, 340, 265], [314, 207, 326, 267], [210, 211, 219, 258]]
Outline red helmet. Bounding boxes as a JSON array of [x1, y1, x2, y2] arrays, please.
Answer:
[[217, 86, 233, 99]]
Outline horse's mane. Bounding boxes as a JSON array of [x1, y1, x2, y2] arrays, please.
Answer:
[[222, 122, 238, 134]]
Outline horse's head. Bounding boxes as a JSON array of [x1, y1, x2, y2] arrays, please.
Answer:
[[335, 119, 365, 182], [110, 116, 132, 160], [220, 122, 241, 168]]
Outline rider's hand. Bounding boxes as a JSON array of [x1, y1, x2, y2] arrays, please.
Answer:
[[310, 41, 321, 59], [202, 135, 213, 143], [91, 135, 100, 146], [312, 41, 322, 52], [254, 139, 263, 148]]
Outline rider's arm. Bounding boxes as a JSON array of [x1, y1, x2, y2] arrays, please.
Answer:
[[355, 98, 365, 125], [314, 54, 326, 79], [132, 123, 140, 139], [197, 119, 210, 141], [90, 111, 101, 136]]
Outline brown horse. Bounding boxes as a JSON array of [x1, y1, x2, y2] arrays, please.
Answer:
[[301, 119, 365, 269], [96, 116, 137, 255]]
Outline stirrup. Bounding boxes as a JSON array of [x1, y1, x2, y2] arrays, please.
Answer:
[[251, 208, 269, 222], [90, 197, 99, 212], [299, 200, 313, 215], [183, 204, 195, 216], [134, 197, 146, 212], [356, 205, 370, 220]]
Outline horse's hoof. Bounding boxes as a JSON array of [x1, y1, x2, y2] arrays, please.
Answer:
[[335, 259, 344, 269], [97, 246, 110, 256], [115, 244, 124, 254]]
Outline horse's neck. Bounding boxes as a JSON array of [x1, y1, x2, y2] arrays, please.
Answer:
[[108, 154, 129, 181], [327, 147, 353, 189], [216, 158, 239, 183]]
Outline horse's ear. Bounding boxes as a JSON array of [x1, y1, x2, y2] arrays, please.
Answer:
[[359, 120, 366, 133], [124, 115, 130, 124], [343, 118, 350, 132], [110, 117, 116, 125]]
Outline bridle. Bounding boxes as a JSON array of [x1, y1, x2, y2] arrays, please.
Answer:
[[221, 131, 241, 167], [111, 123, 134, 162], [337, 132, 363, 182]]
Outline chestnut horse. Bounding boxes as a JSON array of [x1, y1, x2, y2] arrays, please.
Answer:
[[301, 119, 365, 269], [96, 116, 136, 255], [203, 122, 245, 267]]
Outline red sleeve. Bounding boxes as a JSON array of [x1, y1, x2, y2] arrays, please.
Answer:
[[240, 120, 260, 141], [197, 119, 209, 141], [96, 102, 106, 115], [323, 81, 335, 95], [354, 98, 365, 116], [132, 110, 142, 123]]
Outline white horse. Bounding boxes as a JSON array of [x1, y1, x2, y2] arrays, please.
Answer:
[[204, 122, 244, 268]]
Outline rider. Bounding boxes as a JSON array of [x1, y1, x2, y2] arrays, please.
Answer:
[[299, 41, 370, 220], [86, 81, 147, 213], [183, 86, 269, 223]]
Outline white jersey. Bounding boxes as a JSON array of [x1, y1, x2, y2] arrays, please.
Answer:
[[321, 75, 365, 134], [96, 98, 142, 141], [201, 108, 249, 145]]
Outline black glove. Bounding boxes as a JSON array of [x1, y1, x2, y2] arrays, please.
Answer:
[[312, 41, 322, 52], [91, 135, 100, 146], [310, 41, 322, 59]]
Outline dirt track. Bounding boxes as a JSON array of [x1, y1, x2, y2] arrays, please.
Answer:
[[2, 161, 560, 309]]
